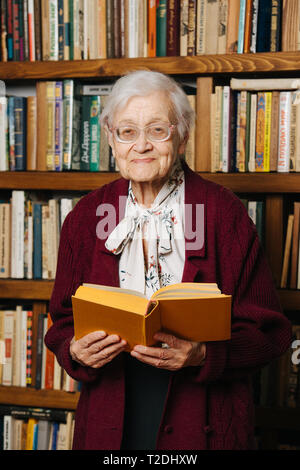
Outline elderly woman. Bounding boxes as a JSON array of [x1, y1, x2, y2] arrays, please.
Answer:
[[45, 70, 291, 450]]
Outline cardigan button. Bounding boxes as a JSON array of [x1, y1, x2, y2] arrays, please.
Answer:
[[164, 425, 173, 434], [203, 425, 213, 434]]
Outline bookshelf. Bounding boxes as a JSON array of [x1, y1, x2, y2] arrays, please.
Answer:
[[0, 51, 299, 449]]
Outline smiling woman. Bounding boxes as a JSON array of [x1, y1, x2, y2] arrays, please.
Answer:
[[45, 70, 291, 451]]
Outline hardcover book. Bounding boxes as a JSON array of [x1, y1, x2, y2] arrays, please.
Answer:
[[72, 282, 232, 350]]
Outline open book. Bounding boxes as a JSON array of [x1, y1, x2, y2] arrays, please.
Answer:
[[72, 282, 232, 350]]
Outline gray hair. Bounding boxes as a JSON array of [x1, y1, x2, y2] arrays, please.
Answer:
[[100, 70, 195, 140]]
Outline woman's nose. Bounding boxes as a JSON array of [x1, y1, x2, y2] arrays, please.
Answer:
[[133, 130, 153, 152]]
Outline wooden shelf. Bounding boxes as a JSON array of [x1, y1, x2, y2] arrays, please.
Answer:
[[1, 171, 300, 193], [1, 52, 300, 79], [278, 289, 300, 312], [0, 280, 54, 300], [0, 386, 79, 410]]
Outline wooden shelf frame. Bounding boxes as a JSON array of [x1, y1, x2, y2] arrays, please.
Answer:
[[1, 171, 300, 193], [1, 52, 300, 79], [0, 386, 79, 410]]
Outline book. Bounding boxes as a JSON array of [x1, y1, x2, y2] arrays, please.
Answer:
[[290, 202, 300, 289], [230, 77, 300, 90], [281, 214, 294, 288], [277, 91, 291, 173], [72, 282, 232, 350]]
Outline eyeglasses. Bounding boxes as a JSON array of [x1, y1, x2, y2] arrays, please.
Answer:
[[109, 123, 176, 143]]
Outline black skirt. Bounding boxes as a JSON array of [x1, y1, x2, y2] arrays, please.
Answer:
[[121, 352, 172, 450]]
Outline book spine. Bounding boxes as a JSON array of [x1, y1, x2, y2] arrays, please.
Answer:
[[106, 0, 114, 58], [14, 97, 27, 171], [98, 0, 107, 58], [41, 0, 50, 60], [58, 0, 65, 60], [89, 96, 101, 172], [148, 0, 156, 57], [217, 0, 228, 54], [238, 90, 247, 172], [8, 97, 15, 171], [64, 0, 70, 60], [166, 0, 180, 56], [270, 90, 279, 171], [34, 0, 42, 61], [243, 0, 253, 53], [19, 0, 26, 61], [62, 79, 74, 170], [256, 0, 272, 52], [248, 92, 257, 172], [255, 91, 265, 172], [250, 0, 259, 53], [68, 0, 74, 60], [12, 0, 20, 61], [237, 0, 246, 54], [187, 0, 196, 56], [35, 313, 47, 388], [0, 203, 10, 278], [49, 0, 58, 60], [180, 0, 188, 56], [80, 95, 90, 171], [0, 0, 8, 62], [277, 91, 291, 173], [55, 82, 63, 171], [156, 0, 167, 57], [28, 0, 36, 61], [263, 91, 272, 172], [3, 311, 14, 386], [270, 0, 282, 52], [33, 202, 42, 279], [6, 0, 14, 60], [46, 82, 56, 171], [26, 96, 37, 171], [221, 86, 230, 172], [71, 91, 82, 170], [0, 97, 8, 171]]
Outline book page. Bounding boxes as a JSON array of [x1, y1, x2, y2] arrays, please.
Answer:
[[83, 283, 146, 298], [151, 282, 221, 300]]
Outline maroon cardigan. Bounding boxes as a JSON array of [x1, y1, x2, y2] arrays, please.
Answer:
[[45, 163, 291, 450]]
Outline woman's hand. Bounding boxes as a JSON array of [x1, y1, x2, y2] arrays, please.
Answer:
[[130, 331, 206, 371], [70, 331, 127, 369]]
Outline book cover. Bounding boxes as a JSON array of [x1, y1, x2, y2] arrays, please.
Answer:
[[26, 96, 37, 171], [270, 90, 279, 171], [72, 282, 232, 350], [58, 0, 65, 60], [0, 0, 8, 62], [28, 0, 36, 61], [180, 0, 189, 56], [221, 86, 231, 172], [277, 91, 291, 173], [41, 0, 50, 60], [248, 92, 257, 172], [250, 0, 259, 53], [13, 96, 27, 171], [237, 0, 246, 54], [62, 79, 74, 170], [243, 0, 253, 53], [11, 190, 25, 279], [156, 0, 167, 57], [217, 0, 228, 54], [63, 0, 70, 59], [256, 0, 272, 52], [205, 0, 218, 55], [0, 96, 8, 171], [89, 95, 101, 172], [167, 0, 180, 56], [3, 310, 14, 386], [226, 0, 239, 53], [12, 0, 20, 61], [34, 0, 42, 61], [263, 91, 272, 172], [148, 0, 157, 57], [195, 0, 205, 55], [6, 0, 14, 60], [33, 201, 42, 279], [230, 77, 300, 91], [7, 97, 15, 171], [270, 0, 282, 52], [46, 82, 56, 171], [80, 95, 90, 171], [54, 82, 63, 171], [71, 85, 82, 170], [0, 203, 10, 278], [255, 92, 266, 172], [36, 81, 47, 171]]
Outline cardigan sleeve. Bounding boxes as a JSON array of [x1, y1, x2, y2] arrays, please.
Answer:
[[191, 189, 292, 384], [44, 210, 100, 383]]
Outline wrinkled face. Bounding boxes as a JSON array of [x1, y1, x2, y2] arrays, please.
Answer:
[[107, 91, 186, 184]]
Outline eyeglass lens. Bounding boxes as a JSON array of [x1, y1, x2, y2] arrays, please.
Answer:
[[116, 123, 171, 142]]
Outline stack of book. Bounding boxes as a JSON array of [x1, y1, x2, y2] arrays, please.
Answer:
[[0, 81, 114, 172], [210, 77, 300, 173], [0, 1, 297, 62], [0, 190, 82, 280], [0, 406, 74, 450], [0, 307, 80, 392]]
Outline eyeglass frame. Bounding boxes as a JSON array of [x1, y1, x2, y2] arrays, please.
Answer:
[[108, 122, 177, 144]]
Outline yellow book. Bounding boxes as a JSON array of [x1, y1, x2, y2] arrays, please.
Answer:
[[72, 282, 232, 350], [263, 91, 272, 172], [26, 418, 38, 450]]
